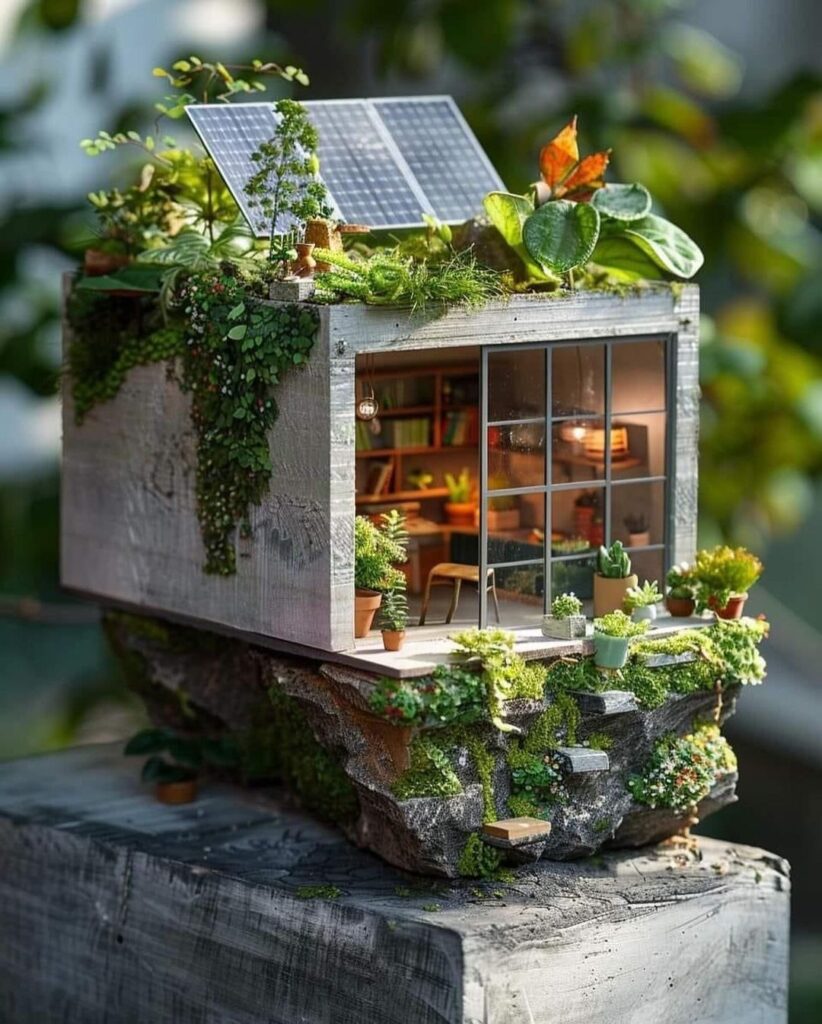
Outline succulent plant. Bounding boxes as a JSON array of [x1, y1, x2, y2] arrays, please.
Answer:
[[597, 540, 632, 579]]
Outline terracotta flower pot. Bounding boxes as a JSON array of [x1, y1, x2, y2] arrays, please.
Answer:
[[666, 595, 695, 618], [355, 588, 382, 638], [708, 593, 748, 620], [484, 508, 521, 531], [84, 248, 130, 277], [593, 573, 638, 618], [291, 242, 317, 279], [445, 501, 475, 526], [382, 629, 406, 652], [155, 779, 197, 805], [627, 531, 650, 548]]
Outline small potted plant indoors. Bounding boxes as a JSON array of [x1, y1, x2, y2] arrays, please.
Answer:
[[665, 562, 697, 617], [624, 513, 650, 548], [354, 509, 408, 638], [623, 579, 662, 623], [444, 468, 475, 526], [542, 591, 587, 639], [124, 728, 239, 804], [694, 545, 763, 619], [593, 541, 638, 617], [481, 474, 521, 531], [592, 610, 648, 670]]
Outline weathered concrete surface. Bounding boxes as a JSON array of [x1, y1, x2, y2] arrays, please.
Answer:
[[0, 744, 789, 1024], [105, 613, 742, 876]]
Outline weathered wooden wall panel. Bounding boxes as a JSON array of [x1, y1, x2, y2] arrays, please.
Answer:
[[0, 744, 789, 1024]]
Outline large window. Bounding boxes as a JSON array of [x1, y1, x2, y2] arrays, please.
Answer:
[[479, 337, 671, 627]]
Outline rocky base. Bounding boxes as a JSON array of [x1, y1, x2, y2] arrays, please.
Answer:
[[106, 612, 741, 877]]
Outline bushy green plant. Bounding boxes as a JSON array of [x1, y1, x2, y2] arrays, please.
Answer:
[[666, 562, 697, 601], [551, 592, 583, 618], [450, 628, 521, 731], [244, 98, 333, 272], [124, 727, 239, 784], [623, 580, 662, 612], [369, 665, 486, 726], [312, 247, 502, 310], [597, 540, 632, 579], [693, 545, 763, 608], [444, 468, 472, 503], [392, 736, 462, 799], [380, 589, 408, 632], [458, 833, 503, 879], [593, 610, 648, 638], [354, 510, 407, 593], [628, 724, 737, 813]]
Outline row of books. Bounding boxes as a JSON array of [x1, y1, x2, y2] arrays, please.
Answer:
[[356, 418, 433, 450], [442, 409, 478, 446]]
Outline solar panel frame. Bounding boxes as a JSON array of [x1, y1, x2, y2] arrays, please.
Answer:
[[185, 95, 506, 237]]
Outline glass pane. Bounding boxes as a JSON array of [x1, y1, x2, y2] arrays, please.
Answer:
[[550, 555, 596, 604], [551, 487, 603, 554], [609, 413, 666, 478], [488, 425, 545, 489], [612, 339, 666, 414], [611, 481, 666, 547], [625, 548, 665, 592], [487, 498, 544, 565], [488, 349, 546, 422], [552, 419, 605, 483], [493, 563, 545, 628], [552, 344, 605, 417]]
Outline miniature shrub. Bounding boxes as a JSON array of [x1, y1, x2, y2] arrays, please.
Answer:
[[628, 723, 737, 812], [450, 628, 524, 732], [354, 510, 407, 593], [593, 611, 648, 638], [458, 834, 503, 879], [507, 659, 549, 701], [585, 732, 613, 751], [369, 665, 485, 726], [393, 736, 462, 800], [525, 692, 580, 749], [666, 562, 697, 601], [693, 545, 763, 608], [551, 592, 583, 618], [509, 751, 565, 807]]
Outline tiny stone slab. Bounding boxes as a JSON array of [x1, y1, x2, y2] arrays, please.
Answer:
[[571, 689, 639, 715], [642, 651, 698, 668], [482, 817, 552, 847], [269, 277, 316, 301], [555, 746, 610, 774]]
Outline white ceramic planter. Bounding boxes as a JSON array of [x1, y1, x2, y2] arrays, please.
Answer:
[[631, 604, 658, 623]]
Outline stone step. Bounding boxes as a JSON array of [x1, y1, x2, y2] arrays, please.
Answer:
[[571, 690, 638, 715], [555, 746, 610, 774]]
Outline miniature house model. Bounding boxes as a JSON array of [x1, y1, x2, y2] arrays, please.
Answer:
[[62, 287, 699, 656]]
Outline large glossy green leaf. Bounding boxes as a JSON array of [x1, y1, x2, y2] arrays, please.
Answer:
[[483, 190, 533, 247], [590, 234, 665, 281], [483, 190, 555, 280], [592, 183, 652, 222], [622, 213, 704, 278], [522, 200, 600, 273]]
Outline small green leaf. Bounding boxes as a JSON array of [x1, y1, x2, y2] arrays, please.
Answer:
[[145, 136, 155, 150], [246, 368, 256, 382], [590, 233, 665, 281], [227, 324, 247, 340], [233, 407, 247, 419], [621, 213, 704, 278], [172, 60, 192, 72], [483, 191, 533, 249], [592, 183, 652, 222], [522, 200, 601, 273], [227, 302, 245, 320], [152, 67, 168, 77]]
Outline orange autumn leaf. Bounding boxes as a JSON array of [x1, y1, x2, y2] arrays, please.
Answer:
[[538, 116, 611, 201]]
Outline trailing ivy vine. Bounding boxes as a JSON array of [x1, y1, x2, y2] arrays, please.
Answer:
[[179, 268, 319, 573]]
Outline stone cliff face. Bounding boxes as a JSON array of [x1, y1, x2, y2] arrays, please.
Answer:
[[105, 612, 747, 877]]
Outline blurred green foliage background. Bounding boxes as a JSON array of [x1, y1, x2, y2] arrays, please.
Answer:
[[0, 0, 820, 1017]]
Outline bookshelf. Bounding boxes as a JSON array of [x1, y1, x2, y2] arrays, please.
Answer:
[[355, 361, 479, 506]]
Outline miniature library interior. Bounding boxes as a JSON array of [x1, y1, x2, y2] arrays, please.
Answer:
[[354, 337, 669, 631]]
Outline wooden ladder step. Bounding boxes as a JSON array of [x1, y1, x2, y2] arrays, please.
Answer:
[[482, 817, 552, 848]]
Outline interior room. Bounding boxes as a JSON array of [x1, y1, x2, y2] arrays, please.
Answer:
[[354, 336, 670, 633]]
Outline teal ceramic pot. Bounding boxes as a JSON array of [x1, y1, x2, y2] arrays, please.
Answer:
[[593, 631, 630, 669]]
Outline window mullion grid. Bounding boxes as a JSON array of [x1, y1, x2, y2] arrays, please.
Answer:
[[544, 345, 552, 612], [604, 343, 613, 550]]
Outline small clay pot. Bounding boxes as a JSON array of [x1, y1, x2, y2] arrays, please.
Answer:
[[666, 595, 695, 618], [708, 593, 748, 620], [155, 778, 198, 805], [627, 531, 651, 548], [593, 573, 638, 618], [382, 629, 406, 652], [291, 242, 317, 279], [84, 248, 130, 277], [445, 501, 475, 526], [355, 588, 382, 638]]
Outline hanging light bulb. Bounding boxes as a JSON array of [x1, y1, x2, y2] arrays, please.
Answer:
[[356, 389, 379, 421]]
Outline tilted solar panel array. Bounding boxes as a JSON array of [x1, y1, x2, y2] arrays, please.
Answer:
[[185, 96, 505, 236]]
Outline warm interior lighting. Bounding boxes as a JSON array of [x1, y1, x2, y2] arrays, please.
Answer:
[[559, 422, 588, 443], [583, 425, 629, 460]]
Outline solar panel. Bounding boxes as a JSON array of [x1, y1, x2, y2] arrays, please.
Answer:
[[185, 96, 505, 237]]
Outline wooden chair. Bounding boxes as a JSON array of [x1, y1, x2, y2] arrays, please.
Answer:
[[418, 563, 501, 625]]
